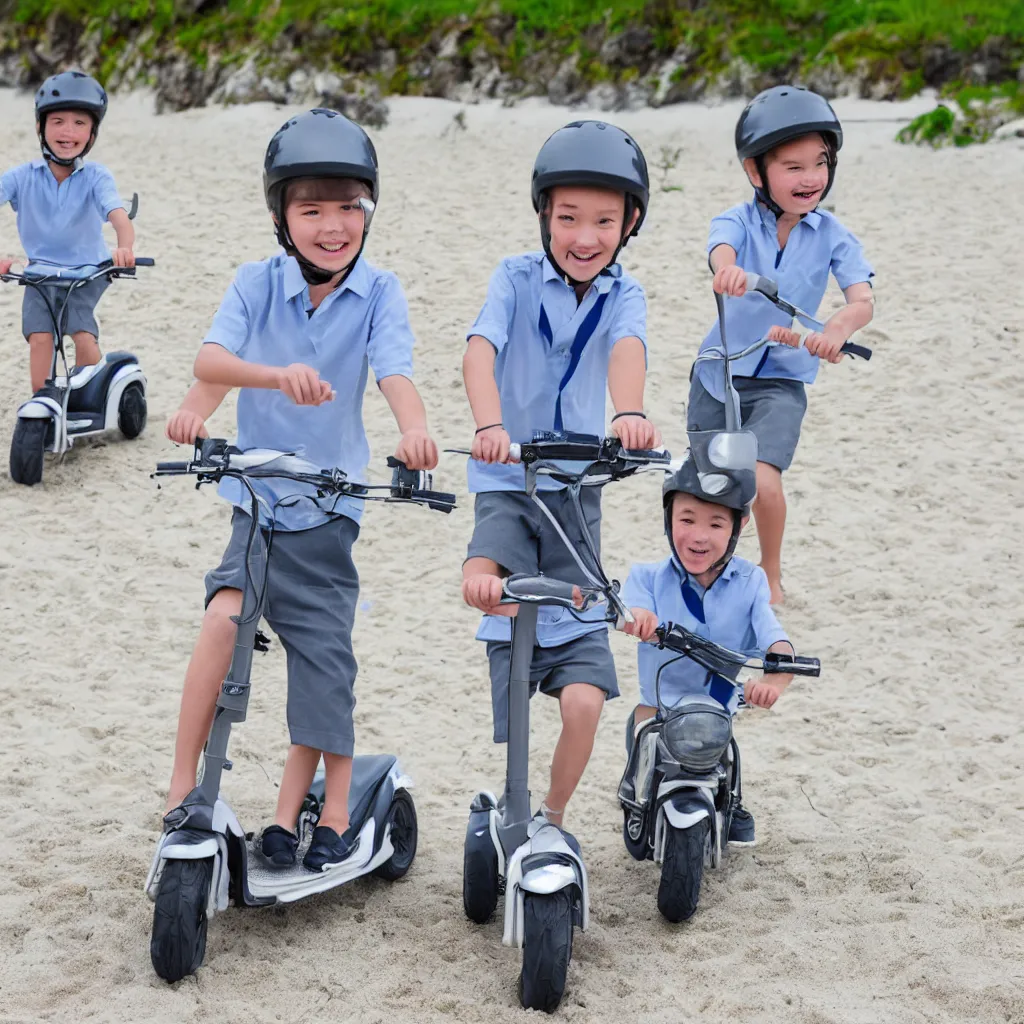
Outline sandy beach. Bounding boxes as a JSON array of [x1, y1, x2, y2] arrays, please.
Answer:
[[0, 88, 1022, 1023]]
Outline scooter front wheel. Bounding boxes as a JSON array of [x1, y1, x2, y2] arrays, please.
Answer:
[[373, 788, 418, 881], [9, 418, 47, 485], [519, 889, 574, 1013], [657, 819, 709, 923], [117, 381, 147, 439], [150, 857, 213, 983]]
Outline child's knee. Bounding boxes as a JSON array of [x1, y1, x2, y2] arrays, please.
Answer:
[[559, 683, 606, 728], [755, 461, 784, 498], [204, 587, 243, 637], [27, 332, 52, 350]]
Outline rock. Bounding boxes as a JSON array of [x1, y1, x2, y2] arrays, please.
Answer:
[[154, 55, 221, 113], [651, 44, 695, 107], [260, 75, 288, 104], [217, 57, 261, 104], [623, 80, 653, 111], [288, 68, 310, 96], [437, 27, 465, 62], [548, 55, 583, 106], [312, 70, 342, 97], [599, 27, 654, 69], [585, 82, 622, 112], [0, 54, 29, 89], [320, 80, 389, 129], [706, 58, 759, 101], [994, 116, 1024, 139], [423, 57, 462, 99], [802, 59, 850, 100], [922, 43, 964, 86]]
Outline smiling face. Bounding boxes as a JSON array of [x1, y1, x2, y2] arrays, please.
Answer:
[[281, 177, 371, 275], [41, 109, 95, 161], [545, 185, 638, 282], [670, 492, 742, 581], [744, 133, 831, 217]]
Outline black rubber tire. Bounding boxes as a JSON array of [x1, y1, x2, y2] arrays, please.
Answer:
[[117, 381, 147, 439], [150, 857, 213, 983], [657, 819, 709, 923], [519, 889, 574, 1013], [373, 789, 418, 881], [622, 806, 651, 861], [462, 821, 500, 924], [9, 417, 47, 486]]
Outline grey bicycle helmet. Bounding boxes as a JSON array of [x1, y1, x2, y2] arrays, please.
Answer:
[[264, 108, 379, 286], [531, 120, 649, 284], [735, 85, 842, 216], [662, 445, 756, 572], [35, 71, 108, 167]]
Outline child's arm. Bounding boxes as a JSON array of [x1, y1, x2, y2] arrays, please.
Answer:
[[619, 566, 659, 641], [745, 569, 796, 709], [464, 336, 510, 463], [608, 337, 659, 449], [194, 343, 332, 406], [623, 606, 659, 642], [804, 281, 874, 364], [166, 381, 231, 444], [107, 207, 135, 268], [745, 639, 795, 709], [378, 374, 438, 471], [709, 244, 748, 297]]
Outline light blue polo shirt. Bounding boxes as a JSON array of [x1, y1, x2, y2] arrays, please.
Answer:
[[0, 159, 123, 267], [696, 198, 874, 402], [203, 252, 415, 531], [622, 553, 789, 711], [466, 252, 647, 493]]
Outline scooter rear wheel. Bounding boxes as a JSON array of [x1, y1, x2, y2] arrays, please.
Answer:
[[519, 888, 574, 1013], [117, 381, 147, 439], [373, 788, 418, 881], [150, 857, 213, 983], [462, 821, 500, 924], [9, 418, 47, 486], [657, 819, 709, 923]]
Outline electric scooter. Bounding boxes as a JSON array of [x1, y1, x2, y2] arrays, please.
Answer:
[[145, 439, 456, 983], [3, 251, 155, 485], [457, 433, 670, 1013]]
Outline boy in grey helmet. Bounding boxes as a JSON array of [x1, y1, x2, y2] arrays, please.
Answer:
[[688, 85, 875, 604], [621, 448, 796, 845], [0, 71, 136, 394], [163, 109, 439, 871], [461, 120, 661, 829]]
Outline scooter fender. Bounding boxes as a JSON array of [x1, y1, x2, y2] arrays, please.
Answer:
[[502, 820, 589, 949], [103, 365, 146, 430], [654, 788, 718, 867], [16, 395, 61, 421]]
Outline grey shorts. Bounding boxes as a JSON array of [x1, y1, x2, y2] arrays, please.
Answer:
[[486, 630, 619, 743], [22, 277, 109, 339], [687, 373, 807, 472], [205, 509, 361, 757]]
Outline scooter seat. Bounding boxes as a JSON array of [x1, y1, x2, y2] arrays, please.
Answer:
[[68, 351, 139, 414]]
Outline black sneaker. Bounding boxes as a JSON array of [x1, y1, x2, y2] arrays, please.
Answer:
[[728, 805, 756, 847], [303, 825, 356, 871], [260, 825, 299, 867]]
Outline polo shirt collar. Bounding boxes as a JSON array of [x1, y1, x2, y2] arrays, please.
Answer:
[[33, 157, 84, 174], [283, 252, 372, 303], [541, 253, 620, 294], [670, 551, 739, 587], [754, 197, 822, 234]]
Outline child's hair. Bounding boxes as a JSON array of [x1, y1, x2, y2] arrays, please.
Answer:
[[284, 177, 372, 207], [761, 130, 837, 168]]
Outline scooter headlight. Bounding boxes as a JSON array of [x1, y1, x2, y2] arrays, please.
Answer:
[[660, 700, 732, 773]]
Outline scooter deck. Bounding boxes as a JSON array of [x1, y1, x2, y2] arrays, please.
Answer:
[[244, 817, 392, 903]]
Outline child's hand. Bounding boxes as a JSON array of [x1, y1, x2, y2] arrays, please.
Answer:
[[0, 257, 14, 276], [610, 414, 661, 451], [623, 607, 659, 642], [804, 327, 848, 364], [462, 572, 511, 615], [166, 409, 208, 445], [395, 427, 438, 470], [112, 247, 136, 269], [713, 264, 747, 297], [766, 325, 802, 347], [744, 676, 791, 709], [471, 424, 511, 464], [277, 363, 333, 405]]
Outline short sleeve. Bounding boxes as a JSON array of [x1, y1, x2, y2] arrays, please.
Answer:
[[203, 272, 253, 357], [0, 166, 21, 210], [367, 273, 415, 382], [621, 564, 657, 613], [707, 207, 749, 262], [749, 568, 790, 652], [90, 165, 124, 219], [830, 223, 874, 290], [608, 277, 647, 350], [467, 260, 516, 352]]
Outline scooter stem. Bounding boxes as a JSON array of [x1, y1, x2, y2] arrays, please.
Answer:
[[500, 602, 538, 851]]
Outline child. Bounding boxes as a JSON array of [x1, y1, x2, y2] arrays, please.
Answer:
[[688, 85, 875, 604], [461, 120, 660, 829], [163, 108, 439, 871], [0, 71, 135, 394], [621, 451, 795, 845]]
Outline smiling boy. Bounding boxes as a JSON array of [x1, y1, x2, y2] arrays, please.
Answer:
[[0, 71, 135, 393], [461, 120, 660, 830], [687, 86, 875, 603]]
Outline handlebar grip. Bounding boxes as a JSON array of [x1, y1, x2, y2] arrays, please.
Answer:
[[156, 461, 191, 473], [508, 442, 521, 463], [134, 257, 155, 266], [841, 341, 872, 361], [764, 653, 821, 677], [412, 489, 456, 512]]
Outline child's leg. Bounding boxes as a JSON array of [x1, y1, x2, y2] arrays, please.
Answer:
[[543, 682, 606, 825], [271, 745, 354, 835], [633, 704, 657, 727], [71, 330, 101, 369], [165, 587, 242, 811], [27, 332, 54, 392], [752, 460, 786, 605]]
